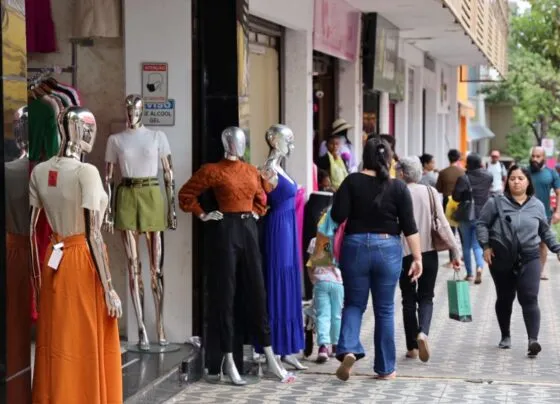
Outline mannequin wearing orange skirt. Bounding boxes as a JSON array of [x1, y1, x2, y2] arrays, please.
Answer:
[[29, 107, 123, 404]]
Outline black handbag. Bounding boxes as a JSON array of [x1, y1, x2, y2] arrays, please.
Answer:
[[453, 175, 476, 223], [488, 196, 522, 274]]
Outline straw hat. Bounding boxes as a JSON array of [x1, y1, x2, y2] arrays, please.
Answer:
[[332, 118, 353, 136]]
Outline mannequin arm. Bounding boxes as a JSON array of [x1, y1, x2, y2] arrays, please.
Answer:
[[29, 206, 42, 302], [161, 154, 177, 230], [102, 162, 116, 233], [86, 209, 122, 318]]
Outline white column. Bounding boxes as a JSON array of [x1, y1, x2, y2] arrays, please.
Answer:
[[447, 67, 459, 151], [337, 57, 363, 168], [283, 29, 314, 194], [424, 88, 438, 155], [395, 67, 409, 158], [379, 91, 390, 134], [123, 0, 192, 342], [409, 66, 424, 156]]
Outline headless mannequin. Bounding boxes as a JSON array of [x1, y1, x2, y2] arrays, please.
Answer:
[[259, 124, 307, 371], [179, 127, 293, 385], [103, 94, 177, 350]]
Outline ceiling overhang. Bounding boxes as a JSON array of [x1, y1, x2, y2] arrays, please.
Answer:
[[346, 0, 489, 67]]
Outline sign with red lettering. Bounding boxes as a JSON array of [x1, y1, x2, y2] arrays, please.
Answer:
[[313, 0, 360, 62], [141, 62, 169, 103], [48, 170, 58, 187]]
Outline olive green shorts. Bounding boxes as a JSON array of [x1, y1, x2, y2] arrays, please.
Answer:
[[115, 178, 166, 232]]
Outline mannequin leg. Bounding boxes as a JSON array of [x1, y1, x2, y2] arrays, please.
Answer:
[[122, 230, 150, 350], [146, 231, 168, 345]]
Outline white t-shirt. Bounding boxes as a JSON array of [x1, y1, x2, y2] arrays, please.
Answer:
[[105, 127, 171, 178], [30, 157, 108, 237], [487, 162, 507, 192]]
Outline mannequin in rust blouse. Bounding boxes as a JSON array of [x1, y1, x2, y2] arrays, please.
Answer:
[[178, 127, 293, 386]]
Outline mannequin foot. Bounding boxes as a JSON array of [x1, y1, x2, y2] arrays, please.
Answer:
[[223, 353, 247, 386], [138, 327, 150, 351], [158, 338, 170, 346], [282, 354, 308, 370], [262, 347, 295, 382]]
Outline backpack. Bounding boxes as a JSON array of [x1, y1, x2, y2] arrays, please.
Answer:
[[488, 195, 523, 275]]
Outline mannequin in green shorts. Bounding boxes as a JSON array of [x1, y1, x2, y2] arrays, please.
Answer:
[[103, 94, 177, 350]]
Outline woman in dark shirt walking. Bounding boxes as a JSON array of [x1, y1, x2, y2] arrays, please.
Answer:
[[331, 138, 422, 381]]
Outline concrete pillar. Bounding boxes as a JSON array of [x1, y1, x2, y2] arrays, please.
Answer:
[[337, 57, 363, 168], [395, 67, 409, 158], [379, 91, 390, 134], [283, 29, 314, 194], [123, 0, 192, 343]]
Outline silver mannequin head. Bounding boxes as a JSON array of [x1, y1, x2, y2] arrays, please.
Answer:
[[13, 106, 29, 155], [221, 127, 246, 159], [58, 106, 97, 160], [265, 124, 295, 157], [125, 94, 144, 129]]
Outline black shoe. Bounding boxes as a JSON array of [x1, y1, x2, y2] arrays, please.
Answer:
[[528, 340, 542, 358], [498, 336, 511, 349]]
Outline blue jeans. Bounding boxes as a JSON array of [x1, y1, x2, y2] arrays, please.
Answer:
[[314, 281, 344, 346], [337, 233, 403, 376], [459, 221, 484, 276]]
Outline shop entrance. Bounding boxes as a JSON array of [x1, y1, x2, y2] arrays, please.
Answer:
[[312, 52, 336, 161]]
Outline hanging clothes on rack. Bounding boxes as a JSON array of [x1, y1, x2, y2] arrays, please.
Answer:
[[26, 0, 57, 53], [27, 72, 81, 321]]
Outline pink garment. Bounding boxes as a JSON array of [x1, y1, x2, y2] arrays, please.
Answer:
[[26, 0, 57, 53], [295, 187, 306, 271], [312, 164, 319, 192], [333, 220, 347, 263]]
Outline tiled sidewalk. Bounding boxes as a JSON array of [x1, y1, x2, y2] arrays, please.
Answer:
[[166, 253, 560, 403]]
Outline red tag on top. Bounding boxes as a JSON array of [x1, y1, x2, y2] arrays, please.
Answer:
[[48, 170, 58, 187]]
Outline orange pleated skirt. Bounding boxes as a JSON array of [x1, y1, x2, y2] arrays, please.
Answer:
[[7, 233, 32, 404], [32, 234, 123, 404]]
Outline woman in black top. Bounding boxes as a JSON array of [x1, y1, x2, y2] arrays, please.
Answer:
[[452, 153, 492, 284], [331, 138, 422, 381]]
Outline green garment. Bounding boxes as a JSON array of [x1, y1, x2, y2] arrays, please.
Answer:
[[115, 180, 167, 232], [28, 98, 59, 161]]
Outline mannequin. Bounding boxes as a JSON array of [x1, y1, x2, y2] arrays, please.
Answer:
[[178, 126, 292, 385], [259, 124, 306, 370], [103, 94, 177, 350], [5, 106, 31, 403], [30, 106, 123, 403]]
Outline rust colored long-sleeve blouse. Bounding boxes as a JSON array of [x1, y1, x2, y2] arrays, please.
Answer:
[[179, 159, 267, 217]]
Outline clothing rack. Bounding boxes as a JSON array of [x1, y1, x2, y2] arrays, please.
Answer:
[[27, 42, 78, 87]]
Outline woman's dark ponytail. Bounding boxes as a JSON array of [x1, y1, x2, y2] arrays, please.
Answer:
[[363, 138, 393, 206]]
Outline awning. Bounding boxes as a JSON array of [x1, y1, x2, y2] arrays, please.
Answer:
[[468, 122, 495, 142], [459, 100, 476, 118]]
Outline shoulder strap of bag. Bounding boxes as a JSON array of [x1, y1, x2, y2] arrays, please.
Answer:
[[426, 185, 440, 229]]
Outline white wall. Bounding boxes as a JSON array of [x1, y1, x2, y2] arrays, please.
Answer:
[[123, 0, 193, 342], [250, 0, 314, 30]]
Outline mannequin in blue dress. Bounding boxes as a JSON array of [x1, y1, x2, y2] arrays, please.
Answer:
[[260, 124, 307, 371]]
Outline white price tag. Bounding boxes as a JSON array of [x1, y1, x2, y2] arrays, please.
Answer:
[[48, 243, 64, 270]]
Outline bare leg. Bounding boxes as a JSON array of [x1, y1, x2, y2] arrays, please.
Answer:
[[146, 231, 168, 345], [540, 241, 549, 280], [122, 230, 150, 350]]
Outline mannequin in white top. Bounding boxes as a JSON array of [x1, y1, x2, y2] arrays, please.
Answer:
[[103, 94, 177, 350]]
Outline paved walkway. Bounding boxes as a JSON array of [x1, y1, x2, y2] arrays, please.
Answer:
[[166, 253, 560, 403]]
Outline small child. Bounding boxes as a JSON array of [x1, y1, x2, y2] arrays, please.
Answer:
[[306, 207, 344, 363]]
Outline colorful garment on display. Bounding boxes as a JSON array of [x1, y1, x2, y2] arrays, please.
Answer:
[[30, 158, 122, 403], [25, 0, 57, 53], [178, 159, 268, 216], [73, 0, 121, 38], [295, 187, 306, 272], [258, 173, 305, 356]]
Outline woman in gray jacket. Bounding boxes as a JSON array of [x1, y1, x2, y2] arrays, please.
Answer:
[[477, 165, 560, 358]]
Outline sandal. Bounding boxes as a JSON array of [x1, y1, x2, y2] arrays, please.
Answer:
[[374, 371, 396, 380]]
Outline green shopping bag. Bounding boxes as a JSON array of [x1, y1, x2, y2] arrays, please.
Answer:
[[447, 272, 472, 322]]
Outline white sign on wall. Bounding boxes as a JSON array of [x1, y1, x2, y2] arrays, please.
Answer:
[[141, 62, 168, 102], [542, 138, 555, 157], [142, 99, 175, 127]]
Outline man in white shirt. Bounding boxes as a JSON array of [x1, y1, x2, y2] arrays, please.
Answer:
[[486, 150, 507, 195]]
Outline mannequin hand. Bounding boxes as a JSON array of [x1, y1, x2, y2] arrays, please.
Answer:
[[102, 214, 114, 234], [105, 289, 123, 318], [199, 211, 224, 222], [168, 212, 178, 230], [408, 259, 423, 282], [252, 212, 259, 220]]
